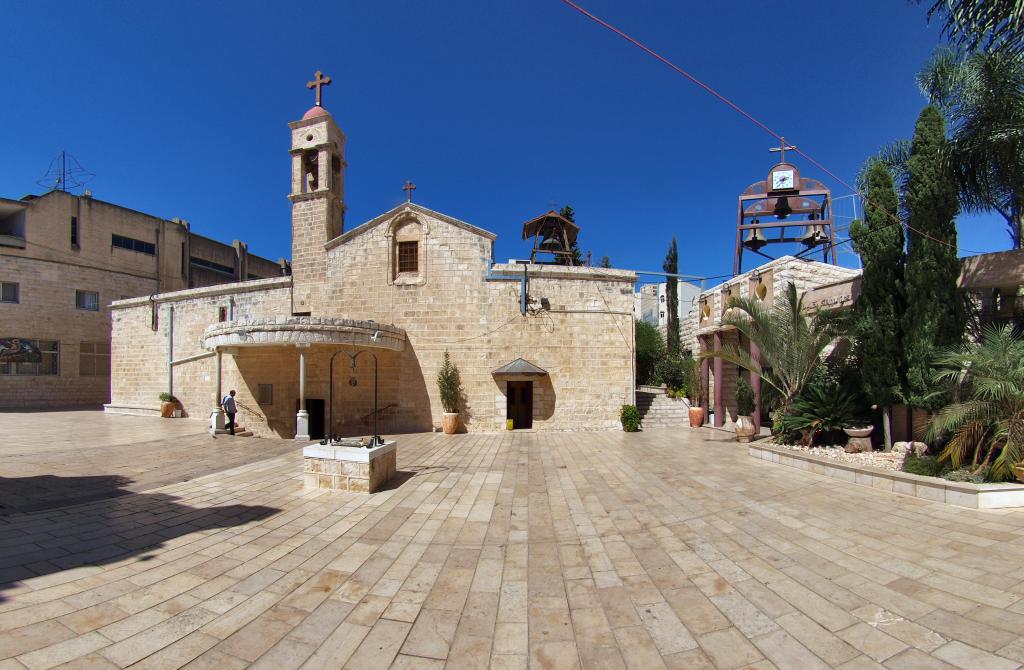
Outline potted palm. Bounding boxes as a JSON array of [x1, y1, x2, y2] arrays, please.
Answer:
[[437, 350, 463, 435], [686, 361, 705, 427], [735, 378, 756, 442]]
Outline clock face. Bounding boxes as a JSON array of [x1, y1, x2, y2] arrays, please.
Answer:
[[772, 169, 795, 190]]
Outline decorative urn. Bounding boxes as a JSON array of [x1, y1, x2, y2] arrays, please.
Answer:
[[688, 405, 705, 428], [442, 412, 460, 435], [735, 415, 756, 442]]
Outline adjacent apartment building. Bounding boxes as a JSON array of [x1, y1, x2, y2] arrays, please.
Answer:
[[0, 189, 284, 409]]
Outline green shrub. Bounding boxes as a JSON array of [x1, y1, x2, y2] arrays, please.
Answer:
[[620, 405, 641, 432], [159, 392, 176, 403], [774, 382, 869, 446], [736, 378, 755, 416], [944, 466, 989, 483], [635, 320, 665, 385], [902, 455, 945, 477], [655, 354, 689, 390]]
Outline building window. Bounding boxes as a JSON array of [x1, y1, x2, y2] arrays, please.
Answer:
[[0, 282, 18, 304], [258, 384, 273, 405], [76, 290, 100, 311], [660, 295, 665, 303], [0, 339, 58, 376], [111, 233, 156, 255], [218, 306, 228, 322], [660, 311, 665, 319], [70, 217, 79, 248], [398, 241, 418, 274], [79, 341, 110, 377], [190, 256, 235, 276]]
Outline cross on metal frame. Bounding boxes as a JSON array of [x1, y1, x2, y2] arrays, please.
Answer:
[[306, 70, 332, 107], [769, 137, 796, 163], [402, 180, 416, 203]]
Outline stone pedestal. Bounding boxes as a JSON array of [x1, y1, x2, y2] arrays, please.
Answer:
[[210, 408, 225, 435], [302, 441, 397, 493], [295, 409, 310, 441]]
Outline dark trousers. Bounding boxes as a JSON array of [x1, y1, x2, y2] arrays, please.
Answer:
[[226, 412, 236, 435]]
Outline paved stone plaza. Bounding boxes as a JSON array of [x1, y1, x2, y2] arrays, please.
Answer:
[[1, 414, 1024, 668]]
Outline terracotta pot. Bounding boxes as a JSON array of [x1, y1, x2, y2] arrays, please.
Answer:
[[688, 406, 705, 428], [160, 401, 176, 418], [1013, 464, 1024, 484], [442, 412, 460, 435], [735, 415, 756, 442]]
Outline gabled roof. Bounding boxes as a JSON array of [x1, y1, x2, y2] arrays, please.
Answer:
[[326, 202, 497, 250], [492, 358, 548, 376]]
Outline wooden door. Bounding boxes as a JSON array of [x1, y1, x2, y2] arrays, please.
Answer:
[[506, 381, 533, 429]]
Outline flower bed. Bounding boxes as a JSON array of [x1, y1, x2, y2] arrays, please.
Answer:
[[772, 444, 905, 471]]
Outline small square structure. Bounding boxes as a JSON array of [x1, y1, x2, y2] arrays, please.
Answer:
[[302, 441, 397, 493]]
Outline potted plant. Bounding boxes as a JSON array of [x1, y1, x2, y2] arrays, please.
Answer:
[[159, 392, 178, 418], [437, 350, 463, 434], [735, 378, 756, 442], [686, 361, 705, 427]]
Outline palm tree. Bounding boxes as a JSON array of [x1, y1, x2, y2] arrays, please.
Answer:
[[917, 0, 1024, 55], [918, 48, 1024, 247], [701, 282, 844, 411], [927, 324, 1024, 480]]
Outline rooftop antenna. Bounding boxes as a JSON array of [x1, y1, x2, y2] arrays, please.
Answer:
[[36, 151, 94, 193]]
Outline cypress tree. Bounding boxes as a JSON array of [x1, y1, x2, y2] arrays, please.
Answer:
[[903, 106, 964, 409], [663, 237, 680, 355], [850, 160, 905, 448]]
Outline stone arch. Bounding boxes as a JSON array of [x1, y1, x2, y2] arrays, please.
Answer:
[[384, 211, 429, 285]]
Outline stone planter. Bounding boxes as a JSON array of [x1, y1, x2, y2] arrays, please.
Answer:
[[844, 426, 873, 453], [688, 406, 705, 428], [735, 415, 756, 442], [442, 412, 460, 435]]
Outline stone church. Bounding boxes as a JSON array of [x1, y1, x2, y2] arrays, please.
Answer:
[[105, 80, 636, 438]]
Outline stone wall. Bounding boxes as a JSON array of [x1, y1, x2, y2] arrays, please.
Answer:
[[324, 204, 636, 433]]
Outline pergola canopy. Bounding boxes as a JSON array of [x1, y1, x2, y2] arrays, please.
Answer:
[[201, 316, 405, 351]]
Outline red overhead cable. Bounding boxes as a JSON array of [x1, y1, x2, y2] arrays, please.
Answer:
[[557, 0, 984, 257]]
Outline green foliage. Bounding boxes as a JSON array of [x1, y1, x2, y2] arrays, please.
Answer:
[[918, 48, 1024, 247], [686, 358, 704, 405], [919, 0, 1024, 56], [663, 237, 680, 355], [436, 350, 463, 414], [654, 353, 690, 391], [904, 106, 965, 408], [635, 320, 665, 386], [159, 392, 177, 403], [851, 160, 906, 407], [620, 404, 641, 432], [736, 378, 756, 416], [774, 382, 870, 446], [599, 256, 612, 268], [702, 281, 845, 410], [902, 454, 947, 477], [927, 325, 1024, 480]]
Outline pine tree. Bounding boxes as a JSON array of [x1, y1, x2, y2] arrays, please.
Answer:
[[850, 160, 906, 448], [599, 256, 612, 268], [559, 206, 582, 266], [663, 237, 680, 355], [903, 106, 964, 409]]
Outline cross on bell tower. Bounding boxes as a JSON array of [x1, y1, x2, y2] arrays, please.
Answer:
[[768, 137, 796, 163], [307, 70, 331, 107]]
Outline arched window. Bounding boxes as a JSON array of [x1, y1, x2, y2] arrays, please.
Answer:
[[386, 212, 428, 285]]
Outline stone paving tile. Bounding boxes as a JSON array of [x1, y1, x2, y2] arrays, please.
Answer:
[[2, 419, 1024, 668]]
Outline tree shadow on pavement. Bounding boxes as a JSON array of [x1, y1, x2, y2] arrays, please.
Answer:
[[0, 474, 279, 601]]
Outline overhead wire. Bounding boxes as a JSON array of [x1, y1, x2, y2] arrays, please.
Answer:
[[557, 0, 986, 259]]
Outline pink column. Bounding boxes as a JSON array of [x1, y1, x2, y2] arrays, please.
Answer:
[[700, 337, 710, 418], [750, 340, 762, 433], [713, 331, 724, 427]]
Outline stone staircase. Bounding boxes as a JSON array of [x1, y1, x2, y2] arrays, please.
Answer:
[[635, 389, 693, 429]]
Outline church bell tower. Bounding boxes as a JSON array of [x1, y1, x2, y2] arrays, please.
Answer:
[[288, 70, 346, 315]]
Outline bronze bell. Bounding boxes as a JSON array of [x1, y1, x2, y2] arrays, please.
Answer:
[[773, 196, 792, 219], [743, 227, 767, 250], [539, 235, 561, 251], [800, 224, 826, 246]]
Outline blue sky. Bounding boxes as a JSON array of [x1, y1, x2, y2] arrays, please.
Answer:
[[0, 0, 1010, 284]]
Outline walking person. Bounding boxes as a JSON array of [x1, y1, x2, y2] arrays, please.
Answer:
[[222, 389, 237, 435]]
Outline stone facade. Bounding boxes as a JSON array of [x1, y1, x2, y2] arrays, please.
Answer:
[[0, 189, 282, 409], [107, 104, 636, 437]]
